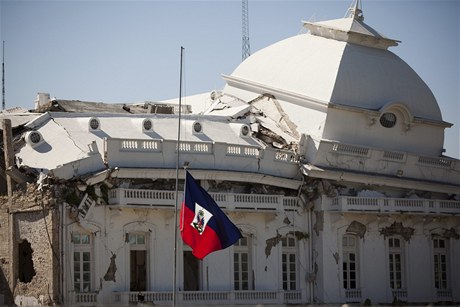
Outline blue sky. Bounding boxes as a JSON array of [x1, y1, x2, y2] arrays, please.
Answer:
[[1, 0, 459, 158]]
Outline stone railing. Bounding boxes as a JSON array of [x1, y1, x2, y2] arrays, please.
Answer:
[[112, 290, 303, 305], [105, 138, 299, 179], [324, 196, 460, 214], [73, 292, 99, 304], [108, 188, 298, 212], [311, 140, 460, 186], [392, 288, 407, 300], [345, 289, 362, 302], [437, 289, 452, 300]]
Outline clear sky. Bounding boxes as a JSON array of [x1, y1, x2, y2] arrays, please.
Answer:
[[1, 0, 459, 158]]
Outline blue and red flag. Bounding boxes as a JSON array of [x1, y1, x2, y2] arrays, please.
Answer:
[[180, 171, 242, 260]]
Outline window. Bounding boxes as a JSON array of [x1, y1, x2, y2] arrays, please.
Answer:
[[89, 117, 100, 130], [234, 236, 252, 290], [143, 119, 153, 131], [388, 237, 405, 289], [241, 125, 250, 137], [129, 233, 147, 291], [29, 131, 42, 144], [193, 121, 203, 133], [433, 238, 449, 289], [128, 233, 146, 246], [72, 233, 92, 293], [342, 234, 359, 289], [282, 234, 297, 291], [380, 112, 397, 128]]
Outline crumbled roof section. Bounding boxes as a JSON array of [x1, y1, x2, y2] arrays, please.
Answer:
[[37, 99, 192, 115], [2, 107, 30, 113], [0, 112, 41, 129]]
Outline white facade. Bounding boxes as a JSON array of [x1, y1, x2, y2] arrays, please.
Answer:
[[7, 2, 460, 306]]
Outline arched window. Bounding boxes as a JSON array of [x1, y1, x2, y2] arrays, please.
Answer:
[[281, 234, 298, 291], [388, 236, 405, 290], [128, 232, 147, 291], [234, 235, 253, 290], [433, 237, 450, 292], [72, 232, 92, 293], [342, 234, 359, 290]]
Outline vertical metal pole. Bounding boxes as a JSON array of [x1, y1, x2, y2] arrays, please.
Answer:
[[2, 41, 5, 110], [2, 119, 13, 199], [173, 46, 184, 307]]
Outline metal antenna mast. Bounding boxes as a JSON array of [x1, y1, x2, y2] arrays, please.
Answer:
[[2, 41, 5, 110], [242, 0, 251, 61]]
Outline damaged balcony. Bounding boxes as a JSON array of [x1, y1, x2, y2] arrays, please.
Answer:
[[303, 138, 460, 189], [104, 138, 299, 179], [321, 196, 460, 215], [108, 188, 299, 212]]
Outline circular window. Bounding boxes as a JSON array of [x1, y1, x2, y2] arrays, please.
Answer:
[[89, 118, 100, 130], [241, 125, 250, 136], [143, 119, 153, 131], [29, 131, 42, 144], [379, 112, 397, 128], [193, 121, 202, 133]]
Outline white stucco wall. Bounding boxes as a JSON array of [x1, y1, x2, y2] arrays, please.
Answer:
[[323, 108, 446, 157], [315, 210, 460, 304], [65, 200, 309, 305]]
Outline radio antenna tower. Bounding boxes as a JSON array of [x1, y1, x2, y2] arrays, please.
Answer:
[[242, 0, 251, 61], [2, 41, 5, 110]]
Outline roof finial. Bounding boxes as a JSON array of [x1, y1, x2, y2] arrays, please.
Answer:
[[346, 0, 364, 21]]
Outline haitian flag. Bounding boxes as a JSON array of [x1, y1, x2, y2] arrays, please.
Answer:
[[180, 171, 242, 260]]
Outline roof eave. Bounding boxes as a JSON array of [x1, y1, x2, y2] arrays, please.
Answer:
[[301, 163, 460, 195]]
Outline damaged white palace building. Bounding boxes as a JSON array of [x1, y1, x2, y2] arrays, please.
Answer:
[[0, 3, 459, 306]]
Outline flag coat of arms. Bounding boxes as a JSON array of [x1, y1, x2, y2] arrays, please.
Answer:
[[180, 171, 242, 260]]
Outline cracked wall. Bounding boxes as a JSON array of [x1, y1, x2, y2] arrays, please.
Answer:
[[0, 182, 60, 306], [379, 222, 414, 241], [103, 253, 117, 282]]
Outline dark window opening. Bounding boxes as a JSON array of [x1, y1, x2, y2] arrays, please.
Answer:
[[18, 240, 36, 283], [130, 250, 146, 291], [380, 112, 397, 128], [184, 251, 200, 291]]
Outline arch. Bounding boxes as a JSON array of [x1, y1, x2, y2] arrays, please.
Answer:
[[276, 224, 305, 237], [76, 220, 102, 234], [122, 221, 157, 237], [237, 224, 257, 240], [122, 221, 157, 291], [379, 101, 414, 130]]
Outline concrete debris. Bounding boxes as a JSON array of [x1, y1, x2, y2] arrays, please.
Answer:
[[313, 211, 323, 236], [357, 189, 385, 197], [5, 166, 34, 185], [379, 222, 415, 241], [442, 227, 459, 239], [265, 234, 282, 258], [265, 231, 308, 258], [332, 252, 339, 264], [346, 221, 367, 238], [103, 253, 117, 282]]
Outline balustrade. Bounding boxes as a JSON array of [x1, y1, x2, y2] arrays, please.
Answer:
[[75, 292, 98, 303], [111, 290, 301, 305], [324, 196, 460, 214], [108, 188, 298, 212], [392, 289, 407, 300], [105, 138, 299, 178]]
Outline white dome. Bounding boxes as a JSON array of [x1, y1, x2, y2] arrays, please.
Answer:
[[224, 16, 442, 122]]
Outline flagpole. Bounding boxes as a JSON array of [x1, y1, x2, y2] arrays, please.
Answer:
[[173, 46, 184, 307]]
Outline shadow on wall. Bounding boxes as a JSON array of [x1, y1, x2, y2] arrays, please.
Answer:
[[0, 264, 13, 305]]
